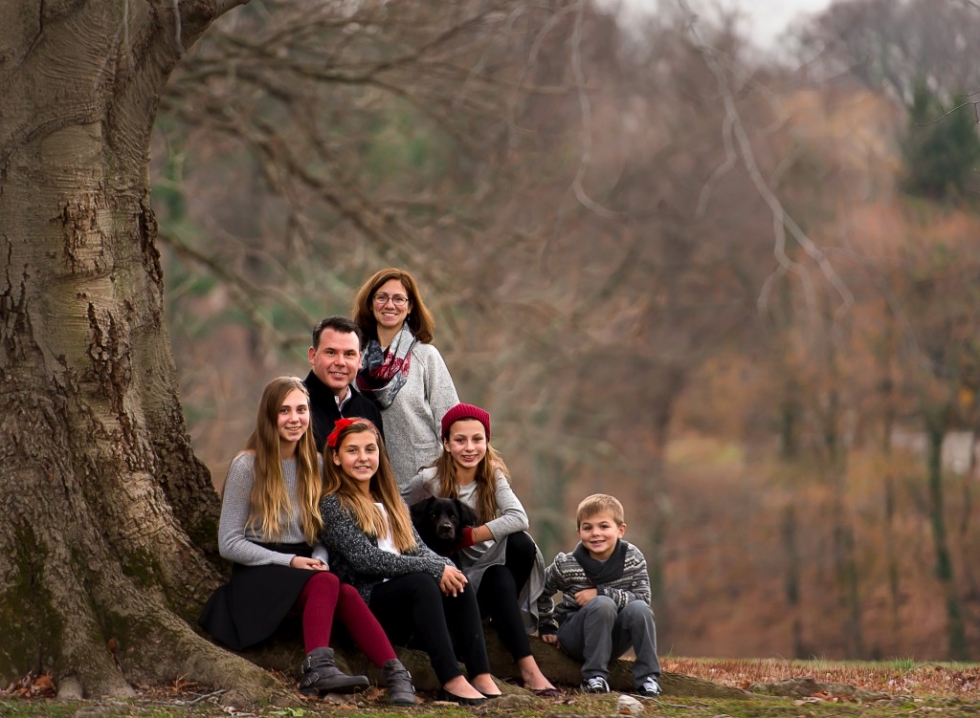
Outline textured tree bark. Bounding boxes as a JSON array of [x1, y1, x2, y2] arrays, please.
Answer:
[[0, 0, 269, 699]]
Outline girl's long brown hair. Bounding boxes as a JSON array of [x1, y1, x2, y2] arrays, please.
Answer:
[[323, 421, 417, 552], [352, 268, 435, 344], [230, 376, 322, 543], [434, 442, 511, 524]]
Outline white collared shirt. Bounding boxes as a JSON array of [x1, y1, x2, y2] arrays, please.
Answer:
[[335, 386, 352, 410]]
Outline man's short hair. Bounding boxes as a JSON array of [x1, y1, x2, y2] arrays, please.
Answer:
[[312, 316, 363, 351], [576, 493, 625, 528]]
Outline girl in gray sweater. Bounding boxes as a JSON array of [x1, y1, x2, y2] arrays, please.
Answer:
[[199, 377, 414, 704]]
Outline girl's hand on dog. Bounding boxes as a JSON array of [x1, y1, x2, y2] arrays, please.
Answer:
[[439, 565, 468, 596], [290, 556, 329, 571], [541, 634, 558, 645]]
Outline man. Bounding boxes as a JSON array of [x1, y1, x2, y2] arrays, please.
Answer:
[[304, 316, 384, 453]]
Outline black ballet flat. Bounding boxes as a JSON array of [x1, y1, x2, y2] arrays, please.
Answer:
[[438, 688, 488, 706]]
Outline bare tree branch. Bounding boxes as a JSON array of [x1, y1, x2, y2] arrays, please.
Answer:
[[676, 0, 854, 319], [569, 0, 628, 220]]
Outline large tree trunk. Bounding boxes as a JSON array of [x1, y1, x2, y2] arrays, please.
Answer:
[[0, 0, 274, 700]]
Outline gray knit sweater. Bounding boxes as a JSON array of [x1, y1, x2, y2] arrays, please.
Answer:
[[318, 493, 451, 603], [218, 452, 307, 567], [537, 540, 651, 635], [401, 466, 530, 549], [378, 343, 459, 487]]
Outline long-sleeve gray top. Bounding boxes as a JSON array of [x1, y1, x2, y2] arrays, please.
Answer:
[[318, 493, 451, 603], [380, 343, 459, 487], [218, 451, 308, 567], [402, 466, 529, 563]]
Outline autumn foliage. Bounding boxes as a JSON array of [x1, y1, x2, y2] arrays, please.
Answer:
[[153, 0, 980, 665]]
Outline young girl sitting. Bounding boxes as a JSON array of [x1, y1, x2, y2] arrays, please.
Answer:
[[402, 403, 557, 695], [318, 418, 502, 705], [199, 377, 415, 705]]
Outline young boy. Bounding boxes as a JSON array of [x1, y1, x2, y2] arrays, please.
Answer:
[[537, 494, 661, 696]]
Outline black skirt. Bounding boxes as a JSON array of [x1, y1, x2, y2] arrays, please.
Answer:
[[199, 542, 317, 650]]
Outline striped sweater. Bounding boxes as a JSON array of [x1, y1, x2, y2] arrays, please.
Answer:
[[536, 539, 651, 635]]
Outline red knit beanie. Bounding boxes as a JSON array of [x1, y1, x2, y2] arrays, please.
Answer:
[[441, 403, 491, 441]]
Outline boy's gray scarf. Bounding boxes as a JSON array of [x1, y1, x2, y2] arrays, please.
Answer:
[[572, 539, 627, 585]]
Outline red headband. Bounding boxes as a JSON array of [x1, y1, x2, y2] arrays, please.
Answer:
[[326, 417, 376, 449]]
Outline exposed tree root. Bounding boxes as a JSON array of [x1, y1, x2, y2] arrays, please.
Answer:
[[749, 676, 886, 700], [0, 486, 278, 700]]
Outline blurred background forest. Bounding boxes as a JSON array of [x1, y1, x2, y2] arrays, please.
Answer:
[[152, 0, 980, 663]]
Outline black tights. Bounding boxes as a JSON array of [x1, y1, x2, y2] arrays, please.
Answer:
[[476, 531, 536, 660], [370, 572, 491, 684]]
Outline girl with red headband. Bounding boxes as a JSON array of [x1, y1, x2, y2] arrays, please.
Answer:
[[319, 418, 501, 705], [402, 403, 557, 695], [199, 377, 415, 704]]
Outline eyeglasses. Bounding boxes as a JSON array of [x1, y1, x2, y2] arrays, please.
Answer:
[[374, 293, 409, 307]]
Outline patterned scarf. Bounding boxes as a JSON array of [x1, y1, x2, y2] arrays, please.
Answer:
[[356, 324, 417, 409]]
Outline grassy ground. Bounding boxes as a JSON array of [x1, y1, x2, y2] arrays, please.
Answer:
[[665, 656, 980, 697], [3, 658, 979, 718]]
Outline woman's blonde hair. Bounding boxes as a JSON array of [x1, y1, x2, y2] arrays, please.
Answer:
[[323, 420, 417, 552], [233, 376, 322, 544], [434, 442, 511, 524], [352, 268, 435, 343]]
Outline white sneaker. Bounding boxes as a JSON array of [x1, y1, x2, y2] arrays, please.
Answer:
[[636, 676, 661, 697], [581, 676, 611, 693]]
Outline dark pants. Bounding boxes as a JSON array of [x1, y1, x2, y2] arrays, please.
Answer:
[[476, 531, 535, 660], [370, 572, 491, 684], [557, 596, 660, 685]]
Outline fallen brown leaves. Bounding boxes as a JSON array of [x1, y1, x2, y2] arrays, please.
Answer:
[[1, 673, 56, 698], [664, 657, 980, 699]]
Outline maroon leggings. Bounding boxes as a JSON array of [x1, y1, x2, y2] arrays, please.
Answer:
[[295, 571, 396, 665]]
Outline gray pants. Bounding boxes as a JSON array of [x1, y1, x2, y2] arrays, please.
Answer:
[[556, 596, 661, 684]]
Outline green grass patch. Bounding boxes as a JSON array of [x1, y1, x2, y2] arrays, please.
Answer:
[[3, 694, 980, 718]]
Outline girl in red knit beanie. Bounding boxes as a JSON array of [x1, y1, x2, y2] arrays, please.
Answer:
[[404, 403, 558, 695]]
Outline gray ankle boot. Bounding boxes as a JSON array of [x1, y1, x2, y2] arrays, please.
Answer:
[[381, 658, 416, 706], [299, 647, 369, 695]]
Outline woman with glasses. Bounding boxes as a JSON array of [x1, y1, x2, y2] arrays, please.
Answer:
[[353, 268, 459, 487]]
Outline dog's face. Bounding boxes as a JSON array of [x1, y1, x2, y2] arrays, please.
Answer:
[[410, 496, 478, 556]]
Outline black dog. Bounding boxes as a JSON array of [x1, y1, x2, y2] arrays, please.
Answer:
[[410, 496, 478, 557]]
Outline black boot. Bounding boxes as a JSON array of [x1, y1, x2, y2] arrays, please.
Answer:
[[381, 659, 417, 706], [299, 647, 369, 695]]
